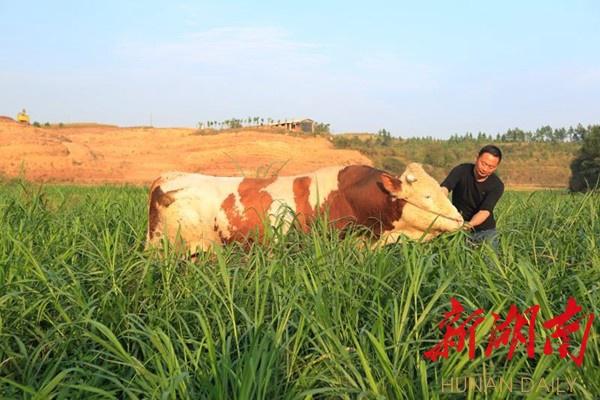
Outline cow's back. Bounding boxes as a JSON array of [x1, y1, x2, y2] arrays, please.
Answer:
[[146, 167, 347, 252]]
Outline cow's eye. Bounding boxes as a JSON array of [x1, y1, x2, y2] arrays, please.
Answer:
[[425, 195, 431, 200]]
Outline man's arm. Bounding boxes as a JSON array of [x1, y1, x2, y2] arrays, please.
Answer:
[[463, 210, 491, 230], [464, 182, 504, 230]]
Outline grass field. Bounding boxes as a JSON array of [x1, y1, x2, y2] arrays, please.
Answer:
[[0, 180, 598, 399]]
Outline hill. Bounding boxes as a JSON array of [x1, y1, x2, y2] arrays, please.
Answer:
[[0, 121, 370, 185], [0, 120, 582, 188], [334, 133, 579, 189]]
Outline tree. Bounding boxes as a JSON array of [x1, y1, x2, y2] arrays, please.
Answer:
[[503, 128, 525, 142], [314, 122, 330, 135], [535, 125, 553, 142], [377, 128, 392, 146], [569, 125, 600, 192], [567, 126, 576, 142], [573, 124, 588, 142], [553, 127, 567, 142]]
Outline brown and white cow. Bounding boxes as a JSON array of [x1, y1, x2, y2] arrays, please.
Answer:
[[146, 163, 464, 252]]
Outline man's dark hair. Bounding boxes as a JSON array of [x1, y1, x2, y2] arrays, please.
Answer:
[[478, 145, 502, 161]]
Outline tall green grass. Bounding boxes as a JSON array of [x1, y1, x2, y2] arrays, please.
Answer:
[[0, 180, 598, 399]]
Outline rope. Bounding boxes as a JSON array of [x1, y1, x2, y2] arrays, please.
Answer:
[[399, 198, 463, 223]]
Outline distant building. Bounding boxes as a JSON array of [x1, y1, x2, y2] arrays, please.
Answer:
[[271, 118, 315, 133]]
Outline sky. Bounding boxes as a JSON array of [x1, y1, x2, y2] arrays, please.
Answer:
[[1, 1, 599, 138]]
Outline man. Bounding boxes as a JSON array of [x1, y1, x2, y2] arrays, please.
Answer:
[[441, 145, 504, 247]]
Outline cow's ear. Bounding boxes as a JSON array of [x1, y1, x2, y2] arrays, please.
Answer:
[[381, 173, 402, 194]]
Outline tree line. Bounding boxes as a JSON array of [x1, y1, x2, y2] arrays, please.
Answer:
[[333, 123, 600, 192], [449, 123, 593, 143], [197, 117, 296, 130]]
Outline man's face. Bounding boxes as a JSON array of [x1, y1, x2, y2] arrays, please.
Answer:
[[474, 152, 500, 179]]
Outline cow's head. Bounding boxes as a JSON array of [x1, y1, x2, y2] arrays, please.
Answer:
[[381, 163, 463, 239]]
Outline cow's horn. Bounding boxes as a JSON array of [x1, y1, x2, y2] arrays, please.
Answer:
[[406, 174, 417, 183]]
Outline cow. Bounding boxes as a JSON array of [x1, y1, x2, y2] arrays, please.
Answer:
[[146, 163, 464, 253]]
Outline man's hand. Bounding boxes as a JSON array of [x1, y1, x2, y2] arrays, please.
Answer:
[[462, 221, 474, 231]]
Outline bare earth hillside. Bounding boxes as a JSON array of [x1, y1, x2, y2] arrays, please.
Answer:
[[0, 120, 371, 185]]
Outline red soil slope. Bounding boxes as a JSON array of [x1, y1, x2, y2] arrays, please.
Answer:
[[0, 121, 371, 185]]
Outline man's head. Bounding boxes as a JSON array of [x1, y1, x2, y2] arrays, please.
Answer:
[[474, 145, 502, 180]]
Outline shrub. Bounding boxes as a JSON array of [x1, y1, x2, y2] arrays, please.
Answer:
[[332, 136, 350, 149], [314, 122, 330, 135], [380, 157, 406, 175]]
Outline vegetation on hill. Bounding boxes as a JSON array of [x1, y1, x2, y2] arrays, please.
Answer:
[[332, 124, 599, 188], [196, 117, 329, 132]]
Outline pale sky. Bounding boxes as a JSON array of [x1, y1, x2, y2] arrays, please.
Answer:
[[1, 1, 599, 137]]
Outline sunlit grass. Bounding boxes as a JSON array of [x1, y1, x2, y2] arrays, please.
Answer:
[[0, 179, 598, 399]]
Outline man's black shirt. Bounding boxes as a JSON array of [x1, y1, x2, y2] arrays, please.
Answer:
[[440, 163, 504, 232]]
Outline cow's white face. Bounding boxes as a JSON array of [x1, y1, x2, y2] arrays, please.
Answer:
[[382, 163, 463, 238]]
